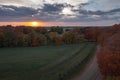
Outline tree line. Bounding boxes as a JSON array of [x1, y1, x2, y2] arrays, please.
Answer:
[[84, 24, 120, 80], [0, 25, 86, 47]]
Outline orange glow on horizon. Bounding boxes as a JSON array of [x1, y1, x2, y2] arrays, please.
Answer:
[[28, 21, 42, 27], [0, 21, 43, 27]]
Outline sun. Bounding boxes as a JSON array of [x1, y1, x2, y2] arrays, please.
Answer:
[[32, 22, 38, 26], [29, 21, 41, 27], [31, 21, 39, 27]]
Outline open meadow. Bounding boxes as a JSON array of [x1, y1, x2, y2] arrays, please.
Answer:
[[0, 42, 96, 80]]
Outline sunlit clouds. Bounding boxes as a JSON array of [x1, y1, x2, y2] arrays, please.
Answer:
[[62, 7, 75, 15], [0, 0, 120, 26]]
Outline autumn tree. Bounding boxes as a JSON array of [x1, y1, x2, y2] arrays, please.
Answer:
[[55, 36, 63, 45], [35, 27, 47, 34], [38, 34, 47, 45], [50, 26, 63, 34], [84, 27, 100, 41], [97, 24, 120, 80], [48, 32, 58, 44], [0, 29, 5, 47], [62, 31, 78, 44]]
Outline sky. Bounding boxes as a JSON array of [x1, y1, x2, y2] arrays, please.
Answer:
[[0, 0, 120, 26]]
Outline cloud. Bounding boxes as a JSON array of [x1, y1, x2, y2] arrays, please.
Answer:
[[0, 5, 38, 17], [41, 4, 64, 14], [33, 3, 65, 22], [0, 0, 119, 24], [78, 8, 120, 15], [82, 0, 120, 11], [0, 0, 89, 8]]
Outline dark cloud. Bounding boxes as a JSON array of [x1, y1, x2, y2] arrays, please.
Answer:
[[80, 2, 90, 7], [63, 7, 120, 22], [73, 8, 120, 16], [0, 5, 38, 17], [41, 4, 64, 14], [109, 8, 120, 13], [73, 8, 120, 15], [0, 4, 65, 22], [35, 3, 66, 22]]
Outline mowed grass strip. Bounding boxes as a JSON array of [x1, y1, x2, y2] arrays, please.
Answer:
[[0, 42, 96, 80], [40, 42, 97, 80]]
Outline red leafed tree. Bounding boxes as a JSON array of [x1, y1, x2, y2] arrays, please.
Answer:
[[48, 32, 58, 44], [97, 28, 120, 79], [55, 36, 63, 45], [84, 27, 100, 41], [97, 25, 120, 46], [32, 37, 39, 46]]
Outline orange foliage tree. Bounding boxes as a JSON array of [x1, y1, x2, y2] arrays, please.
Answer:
[[83, 24, 120, 80], [96, 24, 120, 80]]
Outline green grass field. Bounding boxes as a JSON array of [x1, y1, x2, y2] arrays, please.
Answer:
[[0, 42, 96, 80]]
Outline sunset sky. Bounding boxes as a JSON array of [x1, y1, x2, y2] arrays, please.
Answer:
[[0, 0, 120, 26]]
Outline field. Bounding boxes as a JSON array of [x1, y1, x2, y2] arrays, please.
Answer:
[[0, 42, 96, 80]]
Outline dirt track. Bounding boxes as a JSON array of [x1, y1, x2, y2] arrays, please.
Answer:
[[72, 55, 103, 80]]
